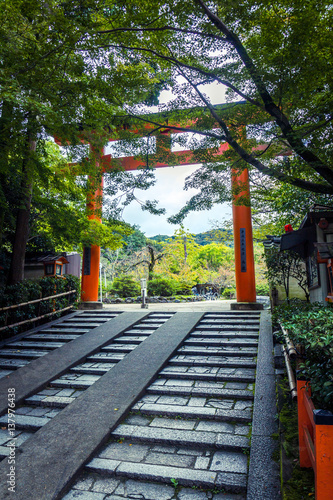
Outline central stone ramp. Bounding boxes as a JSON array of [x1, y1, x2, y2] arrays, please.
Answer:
[[64, 311, 260, 500], [0, 312, 203, 500]]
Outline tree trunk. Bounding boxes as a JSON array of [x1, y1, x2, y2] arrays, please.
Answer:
[[7, 136, 36, 285]]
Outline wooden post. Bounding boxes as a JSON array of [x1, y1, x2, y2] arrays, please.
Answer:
[[297, 379, 333, 499], [313, 415, 333, 499], [81, 147, 104, 304], [231, 167, 256, 303], [297, 379, 313, 468]]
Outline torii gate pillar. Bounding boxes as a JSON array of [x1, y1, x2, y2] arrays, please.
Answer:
[[79, 148, 104, 309], [231, 167, 262, 310]]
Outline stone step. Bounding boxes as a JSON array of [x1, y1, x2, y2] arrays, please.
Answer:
[[0, 358, 28, 369], [180, 346, 257, 355], [147, 383, 254, 400], [195, 325, 259, 332], [88, 354, 126, 363], [200, 319, 259, 324], [73, 316, 117, 321], [122, 330, 154, 336], [124, 329, 157, 335], [190, 333, 259, 343], [160, 369, 255, 383], [27, 333, 80, 341], [204, 312, 260, 317], [137, 403, 253, 422], [114, 336, 149, 344], [50, 375, 100, 389], [63, 318, 108, 324], [85, 457, 247, 493], [38, 328, 89, 334], [54, 322, 103, 329], [101, 344, 136, 353], [0, 413, 50, 431], [111, 424, 249, 451], [0, 349, 47, 359], [192, 330, 259, 339], [181, 345, 257, 355], [126, 324, 160, 330], [7, 341, 65, 350], [25, 394, 76, 408], [141, 319, 168, 323], [70, 364, 116, 375], [169, 356, 256, 368]]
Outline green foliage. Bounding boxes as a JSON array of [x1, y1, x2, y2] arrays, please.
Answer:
[[222, 287, 236, 299], [147, 276, 178, 297], [109, 275, 141, 298], [255, 283, 270, 296], [276, 302, 333, 412], [193, 243, 234, 272], [0, 275, 79, 339], [264, 248, 309, 302]]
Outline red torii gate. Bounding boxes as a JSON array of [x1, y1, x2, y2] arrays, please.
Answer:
[[75, 121, 258, 308]]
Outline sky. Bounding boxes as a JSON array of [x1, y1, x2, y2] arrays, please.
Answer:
[[119, 164, 232, 237], [106, 81, 232, 237]]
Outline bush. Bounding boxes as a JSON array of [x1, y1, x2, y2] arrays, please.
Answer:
[[0, 275, 80, 339], [148, 276, 178, 297], [109, 275, 141, 298], [276, 301, 333, 412], [222, 287, 236, 299], [256, 283, 270, 296]]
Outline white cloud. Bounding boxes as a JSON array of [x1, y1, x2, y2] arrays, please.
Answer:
[[122, 164, 232, 236]]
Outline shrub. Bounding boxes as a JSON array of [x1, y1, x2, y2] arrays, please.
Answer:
[[109, 275, 141, 298], [148, 277, 178, 297], [256, 283, 270, 296], [0, 275, 80, 339], [276, 301, 333, 412], [222, 287, 236, 299]]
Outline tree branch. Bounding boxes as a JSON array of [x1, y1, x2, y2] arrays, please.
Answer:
[[195, 0, 333, 186]]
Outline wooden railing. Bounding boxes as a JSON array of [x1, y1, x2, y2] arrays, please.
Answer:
[[0, 289, 77, 332]]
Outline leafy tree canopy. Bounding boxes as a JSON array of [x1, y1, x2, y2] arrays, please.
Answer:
[[95, 0, 333, 223]]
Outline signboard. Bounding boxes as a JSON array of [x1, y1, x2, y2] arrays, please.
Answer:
[[240, 228, 247, 272], [83, 247, 91, 276]]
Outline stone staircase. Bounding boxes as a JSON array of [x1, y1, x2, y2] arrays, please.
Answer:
[[64, 311, 261, 500], [0, 311, 121, 378], [0, 313, 173, 459]]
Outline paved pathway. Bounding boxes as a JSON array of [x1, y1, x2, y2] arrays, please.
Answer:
[[0, 304, 280, 499]]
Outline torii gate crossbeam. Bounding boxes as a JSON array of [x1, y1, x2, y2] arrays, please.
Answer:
[[78, 125, 257, 307]]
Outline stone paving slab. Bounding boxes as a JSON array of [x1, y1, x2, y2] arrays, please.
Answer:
[[67, 474, 246, 500], [160, 370, 255, 383], [8, 341, 65, 350], [0, 349, 47, 358], [170, 357, 256, 368], [147, 385, 253, 399], [39, 328, 90, 334], [0, 312, 203, 500], [29, 333, 80, 341], [139, 403, 252, 422], [0, 311, 149, 415], [0, 413, 50, 431], [70, 365, 115, 375], [85, 459, 247, 493], [54, 322, 104, 328], [111, 425, 249, 450]]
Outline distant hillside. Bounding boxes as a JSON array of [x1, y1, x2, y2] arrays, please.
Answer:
[[149, 229, 233, 246]]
